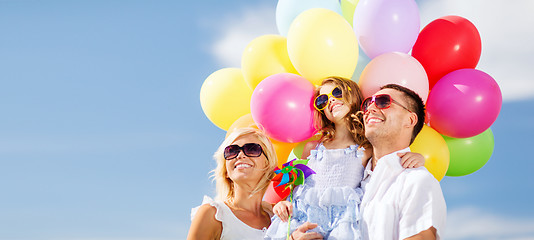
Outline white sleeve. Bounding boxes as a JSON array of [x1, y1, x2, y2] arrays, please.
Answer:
[[398, 170, 447, 240], [190, 196, 224, 222]]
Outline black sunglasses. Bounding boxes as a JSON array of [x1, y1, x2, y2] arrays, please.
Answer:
[[361, 94, 413, 113], [224, 143, 264, 160], [314, 87, 343, 111]]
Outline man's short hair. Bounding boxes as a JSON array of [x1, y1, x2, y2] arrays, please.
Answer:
[[380, 84, 425, 144]]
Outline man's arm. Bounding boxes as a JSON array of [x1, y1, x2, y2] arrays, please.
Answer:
[[404, 226, 437, 240], [398, 170, 446, 239]]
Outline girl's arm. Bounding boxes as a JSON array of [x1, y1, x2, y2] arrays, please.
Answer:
[[187, 204, 222, 240], [398, 152, 426, 168], [301, 140, 320, 159], [273, 200, 293, 222]]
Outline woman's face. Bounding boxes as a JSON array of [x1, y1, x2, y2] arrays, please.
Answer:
[[225, 134, 269, 185], [319, 82, 350, 122]]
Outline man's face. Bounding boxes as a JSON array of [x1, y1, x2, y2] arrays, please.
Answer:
[[363, 88, 413, 142]]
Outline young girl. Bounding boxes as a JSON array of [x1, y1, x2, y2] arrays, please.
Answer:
[[264, 77, 425, 240]]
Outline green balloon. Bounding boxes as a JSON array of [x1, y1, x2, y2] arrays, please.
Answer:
[[443, 128, 494, 177], [287, 135, 321, 162], [288, 141, 306, 161], [341, 0, 359, 27]]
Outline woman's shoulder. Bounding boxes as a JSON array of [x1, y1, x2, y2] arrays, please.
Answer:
[[188, 197, 223, 240], [195, 202, 218, 218], [191, 196, 226, 222]]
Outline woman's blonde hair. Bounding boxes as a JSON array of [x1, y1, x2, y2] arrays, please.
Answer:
[[212, 128, 277, 202], [313, 76, 370, 148]]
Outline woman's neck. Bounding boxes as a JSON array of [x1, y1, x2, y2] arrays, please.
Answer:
[[228, 184, 264, 216]]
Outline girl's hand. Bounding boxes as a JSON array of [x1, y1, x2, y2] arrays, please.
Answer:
[[398, 152, 426, 168], [273, 201, 293, 222]]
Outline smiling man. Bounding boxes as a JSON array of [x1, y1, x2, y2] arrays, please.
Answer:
[[359, 84, 446, 240]]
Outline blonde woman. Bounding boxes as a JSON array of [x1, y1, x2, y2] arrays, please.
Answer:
[[188, 128, 278, 240]]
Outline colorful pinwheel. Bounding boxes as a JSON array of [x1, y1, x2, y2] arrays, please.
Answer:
[[272, 159, 315, 189], [271, 158, 315, 240]]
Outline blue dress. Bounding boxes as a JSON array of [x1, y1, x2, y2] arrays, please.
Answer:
[[264, 143, 365, 240]]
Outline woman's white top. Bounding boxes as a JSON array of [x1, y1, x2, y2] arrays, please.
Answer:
[[191, 196, 272, 240], [360, 148, 447, 240]]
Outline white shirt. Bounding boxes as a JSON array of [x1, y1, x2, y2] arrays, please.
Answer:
[[360, 148, 446, 240], [191, 196, 272, 240]]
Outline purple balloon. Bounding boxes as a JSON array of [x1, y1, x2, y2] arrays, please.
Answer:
[[353, 0, 420, 59], [250, 73, 317, 143], [426, 69, 502, 138]]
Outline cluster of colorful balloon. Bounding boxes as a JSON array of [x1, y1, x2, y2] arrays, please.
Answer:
[[200, 0, 502, 190], [412, 15, 501, 178]]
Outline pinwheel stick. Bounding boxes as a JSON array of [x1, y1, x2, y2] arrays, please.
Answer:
[[286, 184, 293, 240]]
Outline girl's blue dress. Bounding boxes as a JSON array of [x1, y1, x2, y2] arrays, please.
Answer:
[[264, 143, 365, 240]]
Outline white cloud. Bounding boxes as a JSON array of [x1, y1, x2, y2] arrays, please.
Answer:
[[210, 0, 534, 101], [445, 206, 534, 239], [208, 4, 277, 68]]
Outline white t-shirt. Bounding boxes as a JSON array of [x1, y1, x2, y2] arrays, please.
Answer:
[[360, 148, 446, 240], [191, 196, 272, 240]]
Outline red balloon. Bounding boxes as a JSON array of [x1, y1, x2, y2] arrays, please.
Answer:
[[412, 15, 481, 89]]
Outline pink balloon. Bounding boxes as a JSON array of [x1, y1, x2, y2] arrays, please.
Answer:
[[358, 52, 429, 102], [353, 0, 420, 59], [251, 73, 316, 143], [426, 69, 502, 138]]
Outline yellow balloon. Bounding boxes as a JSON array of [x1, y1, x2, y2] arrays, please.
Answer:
[[241, 35, 299, 90], [200, 68, 252, 130], [287, 8, 358, 85], [410, 125, 450, 181]]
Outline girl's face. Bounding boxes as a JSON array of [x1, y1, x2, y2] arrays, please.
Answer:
[[225, 134, 268, 185], [319, 82, 350, 123]]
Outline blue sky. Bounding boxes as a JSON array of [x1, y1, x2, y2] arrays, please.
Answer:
[[0, 0, 533, 239]]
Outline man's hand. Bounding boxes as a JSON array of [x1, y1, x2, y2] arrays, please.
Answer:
[[404, 227, 437, 240], [291, 222, 323, 240]]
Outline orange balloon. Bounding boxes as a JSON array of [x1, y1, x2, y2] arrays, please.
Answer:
[[410, 125, 450, 181], [226, 114, 297, 167], [225, 114, 258, 138], [270, 139, 298, 167]]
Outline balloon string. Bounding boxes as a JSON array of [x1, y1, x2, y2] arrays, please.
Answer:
[[287, 185, 293, 240]]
